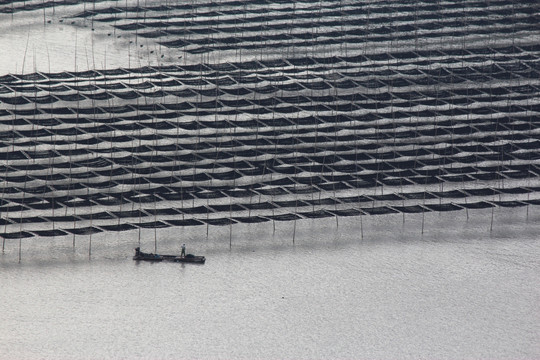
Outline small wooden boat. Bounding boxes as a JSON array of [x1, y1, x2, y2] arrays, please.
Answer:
[[133, 247, 206, 264]]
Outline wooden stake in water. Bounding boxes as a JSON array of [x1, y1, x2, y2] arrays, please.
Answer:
[[421, 186, 427, 235], [526, 192, 530, 220], [490, 206, 494, 232], [229, 222, 232, 249], [229, 201, 233, 249], [421, 209, 425, 235], [360, 212, 364, 240], [292, 218, 296, 244], [89, 213, 93, 258]]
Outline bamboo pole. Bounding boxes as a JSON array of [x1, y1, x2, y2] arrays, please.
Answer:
[[490, 206, 494, 233], [292, 217, 296, 244]]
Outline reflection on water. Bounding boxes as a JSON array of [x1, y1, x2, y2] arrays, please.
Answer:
[[1, 208, 539, 359]]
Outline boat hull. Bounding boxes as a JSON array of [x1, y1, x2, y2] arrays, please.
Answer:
[[133, 248, 205, 264]]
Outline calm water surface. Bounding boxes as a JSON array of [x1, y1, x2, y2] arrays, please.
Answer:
[[1, 208, 539, 359]]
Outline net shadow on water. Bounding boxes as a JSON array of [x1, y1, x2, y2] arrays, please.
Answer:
[[1, 204, 538, 267]]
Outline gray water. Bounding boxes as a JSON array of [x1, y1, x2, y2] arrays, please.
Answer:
[[1, 1, 539, 358], [1, 208, 539, 360]]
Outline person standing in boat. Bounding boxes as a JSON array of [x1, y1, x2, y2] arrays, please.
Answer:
[[181, 244, 186, 258]]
